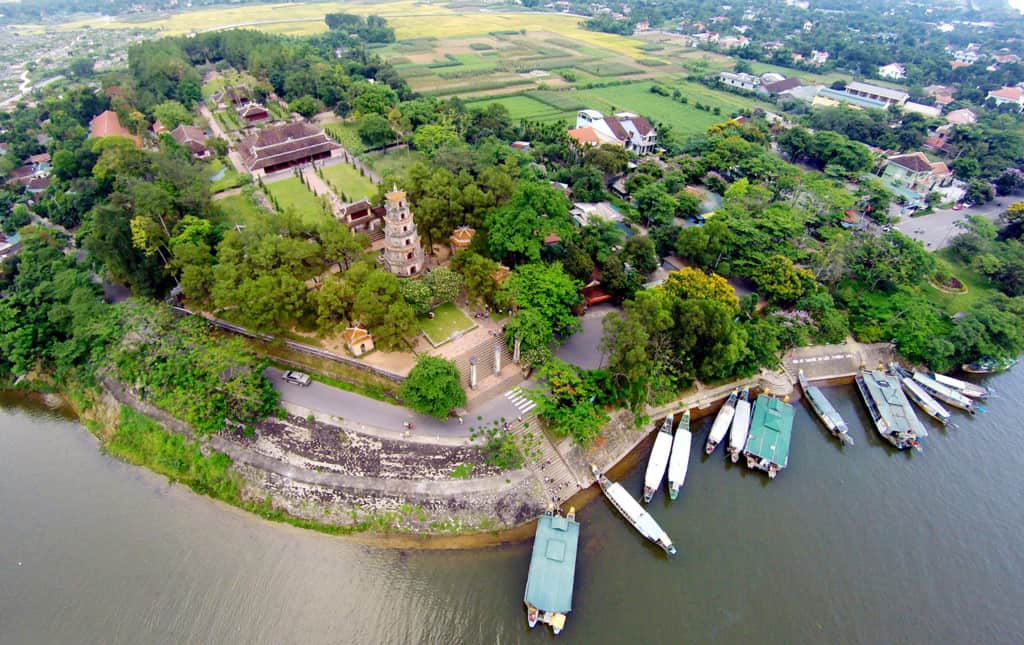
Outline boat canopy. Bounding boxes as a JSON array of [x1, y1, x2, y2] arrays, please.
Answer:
[[523, 514, 580, 614], [745, 395, 794, 467]]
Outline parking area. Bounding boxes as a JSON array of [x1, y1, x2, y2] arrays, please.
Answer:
[[893, 200, 1006, 250]]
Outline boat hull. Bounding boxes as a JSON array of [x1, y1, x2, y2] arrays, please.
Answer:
[[666, 414, 691, 503]]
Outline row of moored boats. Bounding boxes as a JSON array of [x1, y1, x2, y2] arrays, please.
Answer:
[[525, 365, 992, 634]]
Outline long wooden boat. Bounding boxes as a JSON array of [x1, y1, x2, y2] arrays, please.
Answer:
[[643, 416, 674, 503], [797, 369, 853, 446], [666, 411, 691, 501]]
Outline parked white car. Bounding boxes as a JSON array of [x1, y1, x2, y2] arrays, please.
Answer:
[[282, 371, 312, 386]]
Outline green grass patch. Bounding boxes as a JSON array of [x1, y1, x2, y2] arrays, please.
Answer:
[[321, 162, 377, 202], [418, 302, 476, 346], [638, 58, 668, 67], [364, 148, 423, 181], [216, 192, 270, 228], [325, 122, 366, 154], [423, 77, 534, 97], [207, 159, 247, 193], [923, 249, 1001, 315], [265, 177, 329, 222], [106, 407, 242, 501], [469, 42, 493, 51]]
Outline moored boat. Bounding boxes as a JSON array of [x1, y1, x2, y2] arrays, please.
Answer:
[[705, 390, 738, 455], [797, 369, 853, 446], [727, 389, 752, 463], [666, 411, 691, 501], [743, 394, 795, 479], [931, 372, 990, 399], [911, 371, 982, 415], [892, 365, 954, 427], [592, 465, 676, 556], [524, 505, 580, 635], [962, 357, 1017, 374], [855, 369, 927, 451], [643, 416, 674, 503]]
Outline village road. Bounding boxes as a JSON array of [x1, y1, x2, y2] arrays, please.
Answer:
[[265, 368, 526, 441]]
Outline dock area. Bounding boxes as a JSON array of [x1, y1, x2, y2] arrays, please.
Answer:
[[783, 340, 896, 383]]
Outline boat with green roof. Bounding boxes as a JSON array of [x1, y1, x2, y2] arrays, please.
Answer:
[[524, 505, 580, 635], [742, 394, 795, 479], [855, 369, 927, 451]]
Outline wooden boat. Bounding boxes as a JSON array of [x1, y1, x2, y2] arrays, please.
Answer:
[[592, 465, 676, 556], [524, 505, 579, 635], [797, 369, 853, 446], [666, 411, 691, 501], [643, 416, 674, 503], [704, 390, 738, 455], [726, 389, 752, 463]]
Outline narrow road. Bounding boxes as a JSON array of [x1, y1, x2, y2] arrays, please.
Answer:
[[265, 367, 525, 440], [894, 199, 1008, 250]]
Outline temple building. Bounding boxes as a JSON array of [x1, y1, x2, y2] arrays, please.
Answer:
[[237, 122, 339, 175], [379, 186, 424, 277]]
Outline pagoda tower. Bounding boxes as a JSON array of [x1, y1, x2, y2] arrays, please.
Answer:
[[380, 185, 424, 277]]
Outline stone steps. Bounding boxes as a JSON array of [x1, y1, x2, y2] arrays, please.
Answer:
[[453, 335, 514, 389]]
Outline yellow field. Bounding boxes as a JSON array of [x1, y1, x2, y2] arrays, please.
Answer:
[[47, 2, 650, 59]]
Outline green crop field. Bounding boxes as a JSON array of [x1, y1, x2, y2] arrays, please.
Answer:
[[325, 122, 365, 155], [465, 94, 572, 122], [321, 163, 377, 202]]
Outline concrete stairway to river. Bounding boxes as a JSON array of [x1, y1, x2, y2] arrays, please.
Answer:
[[502, 405, 583, 505]]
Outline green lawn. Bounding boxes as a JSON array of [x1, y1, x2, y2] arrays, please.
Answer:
[[418, 302, 477, 346], [265, 177, 329, 223], [364, 148, 423, 182], [207, 159, 247, 193], [216, 193, 270, 228], [923, 249, 1001, 315], [321, 162, 378, 202]]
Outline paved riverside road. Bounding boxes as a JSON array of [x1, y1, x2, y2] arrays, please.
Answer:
[[265, 368, 526, 441]]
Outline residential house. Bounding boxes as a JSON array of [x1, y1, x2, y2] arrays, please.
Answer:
[[815, 87, 889, 110], [945, 108, 977, 126], [843, 81, 909, 107], [237, 122, 340, 175], [573, 110, 657, 154], [170, 125, 211, 158], [763, 77, 803, 95], [88, 110, 141, 147], [717, 71, 761, 92], [987, 86, 1024, 111], [809, 50, 830, 66], [718, 35, 749, 49], [878, 63, 906, 80], [882, 152, 954, 199], [902, 102, 942, 118], [570, 201, 624, 227]]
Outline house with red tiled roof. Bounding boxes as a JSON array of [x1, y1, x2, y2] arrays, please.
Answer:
[[567, 127, 601, 148], [574, 109, 657, 153], [882, 152, 954, 198], [987, 86, 1024, 111], [170, 125, 211, 158], [88, 110, 140, 147]]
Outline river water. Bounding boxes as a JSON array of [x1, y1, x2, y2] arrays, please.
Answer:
[[2, 369, 1024, 644]]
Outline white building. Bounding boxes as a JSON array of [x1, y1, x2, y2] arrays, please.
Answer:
[[717, 71, 761, 91], [573, 110, 658, 154], [878, 63, 906, 80]]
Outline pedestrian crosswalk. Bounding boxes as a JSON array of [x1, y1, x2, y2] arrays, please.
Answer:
[[505, 387, 537, 415]]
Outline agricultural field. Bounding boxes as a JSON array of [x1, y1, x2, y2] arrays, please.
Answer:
[[321, 163, 377, 202], [325, 122, 365, 155], [464, 94, 573, 123]]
